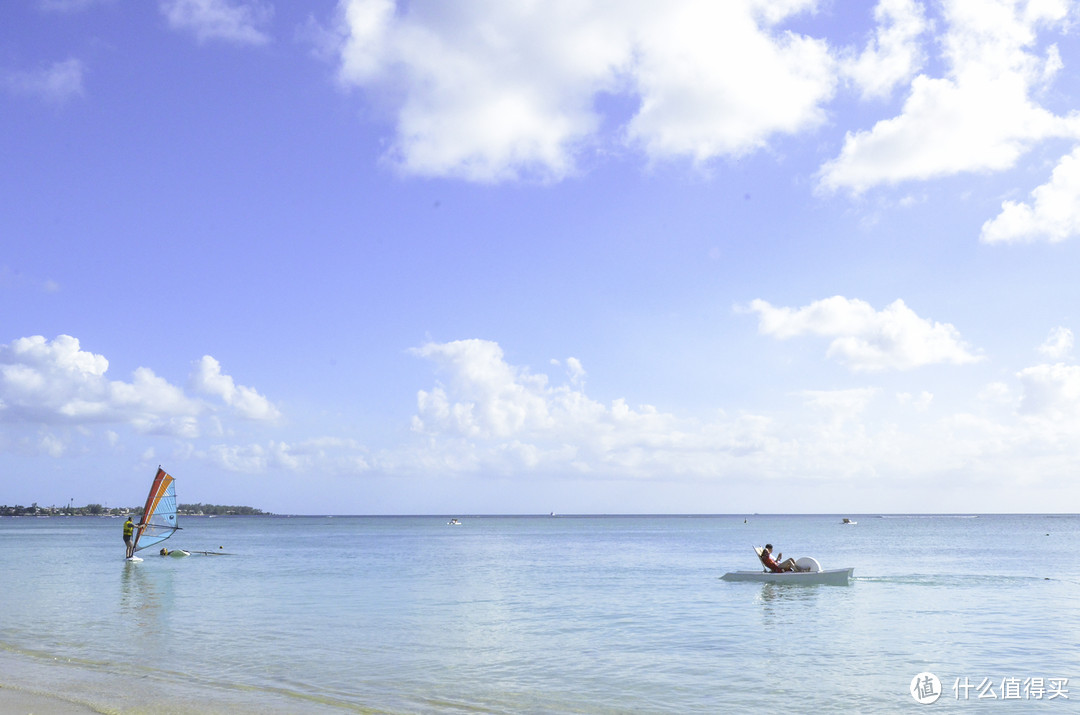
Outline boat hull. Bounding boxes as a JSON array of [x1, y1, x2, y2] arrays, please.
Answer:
[[721, 568, 853, 585]]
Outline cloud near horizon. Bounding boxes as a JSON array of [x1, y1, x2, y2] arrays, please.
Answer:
[[395, 337, 1080, 489], [8, 333, 1080, 498], [0, 336, 279, 449], [405, 338, 782, 478]]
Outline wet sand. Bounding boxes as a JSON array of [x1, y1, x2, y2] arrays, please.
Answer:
[[0, 685, 100, 714]]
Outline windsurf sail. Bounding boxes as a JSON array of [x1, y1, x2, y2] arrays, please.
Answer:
[[133, 467, 179, 552]]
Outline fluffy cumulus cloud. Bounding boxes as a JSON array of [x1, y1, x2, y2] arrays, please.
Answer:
[[981, 146, 1080, 243], [397, 338, 1038, 489], [2, 58, 84, 103], [335, 0, 837, 180], [839, 0, 927, 100], [0, 335, 199, 437], [820, 0, 1077, 193], [160, 0, 273, 45], [745, 296, 983, 371], [0, 335, 279, 451], [1038, 327, 1074, 360], [332, 0, 1080, 213], [623, 0, 835, 164], [189, 356, 281, 421], [406, 339, 790, 478]]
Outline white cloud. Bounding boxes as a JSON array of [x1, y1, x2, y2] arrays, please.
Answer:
[[839, 0, 927, 100], [0, 335, 201, 436], [0, 336, 282, 457], [897, 390, 933, 411], [58, 334, 1078, 507], [338, 0, 629, 181], [409, 340, 559, 439], [396, 339, 1034, 490], [206, 437, 369, 473], [819, 0, 1077, 194], [189, 355, 281, 421], [981, 145, 1080, 243], [745, 296, 983, 371], [800, 387, 878, 420], [565, 357, 586, 386], [1016, 362, 1080, 419], [406, 338, 788, 478], [160, 0, 273, 46], [624, 1, 835, 163], [332, 0, 1080, 202], [3, 59, 85, 103], [1038, 327, 1074, 360], [335, 0, 837, 180]]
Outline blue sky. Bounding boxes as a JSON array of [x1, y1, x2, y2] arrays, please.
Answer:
[[5, 0, 1080, 514]]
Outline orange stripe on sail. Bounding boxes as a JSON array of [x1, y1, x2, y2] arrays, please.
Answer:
[[135, 468, 172, 546]]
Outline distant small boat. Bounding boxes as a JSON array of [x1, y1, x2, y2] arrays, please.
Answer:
[[842, 518, 857, 525], [448, 518, 461, 526]]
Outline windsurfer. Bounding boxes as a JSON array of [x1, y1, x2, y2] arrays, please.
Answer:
[[761, 543, 800, 573], [123, 516, 135, 558]]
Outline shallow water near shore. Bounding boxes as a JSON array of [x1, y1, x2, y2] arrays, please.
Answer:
[[2, 513, 1078, 712]]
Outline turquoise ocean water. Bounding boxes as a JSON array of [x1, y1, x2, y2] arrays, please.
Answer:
[[1, 514, 1078, 713]]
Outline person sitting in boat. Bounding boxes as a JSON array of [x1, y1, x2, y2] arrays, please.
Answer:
[[760, 544, 800, 573]]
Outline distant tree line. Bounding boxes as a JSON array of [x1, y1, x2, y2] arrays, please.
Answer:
[[0, 502, 267, 517], [178, 503, 266, 516]]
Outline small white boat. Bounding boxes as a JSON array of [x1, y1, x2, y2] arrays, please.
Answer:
[[448, 518, 462, 526], [721, 568, 854, 585], [842, 517, 857, 525], [722, 550, 854, 585]]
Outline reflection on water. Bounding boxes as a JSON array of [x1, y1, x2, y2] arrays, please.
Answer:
[[755, 582, 824, 631], [120, 560, 171, 640]]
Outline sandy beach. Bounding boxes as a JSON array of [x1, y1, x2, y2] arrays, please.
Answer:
[[0, 686, 100, 714]]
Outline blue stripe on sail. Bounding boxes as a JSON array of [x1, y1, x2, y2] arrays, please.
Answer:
[[134, 479, 178, 551]]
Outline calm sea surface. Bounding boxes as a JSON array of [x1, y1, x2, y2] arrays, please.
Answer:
[[1, 514, 1078, 713]]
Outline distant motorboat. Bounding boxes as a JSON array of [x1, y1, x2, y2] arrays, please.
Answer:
[[448, 518, 462, 526], [842, 518, 857, 525]]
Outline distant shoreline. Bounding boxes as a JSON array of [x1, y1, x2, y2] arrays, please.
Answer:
[[0, 503, 268, 517], [3, 511, 1077, 519]]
